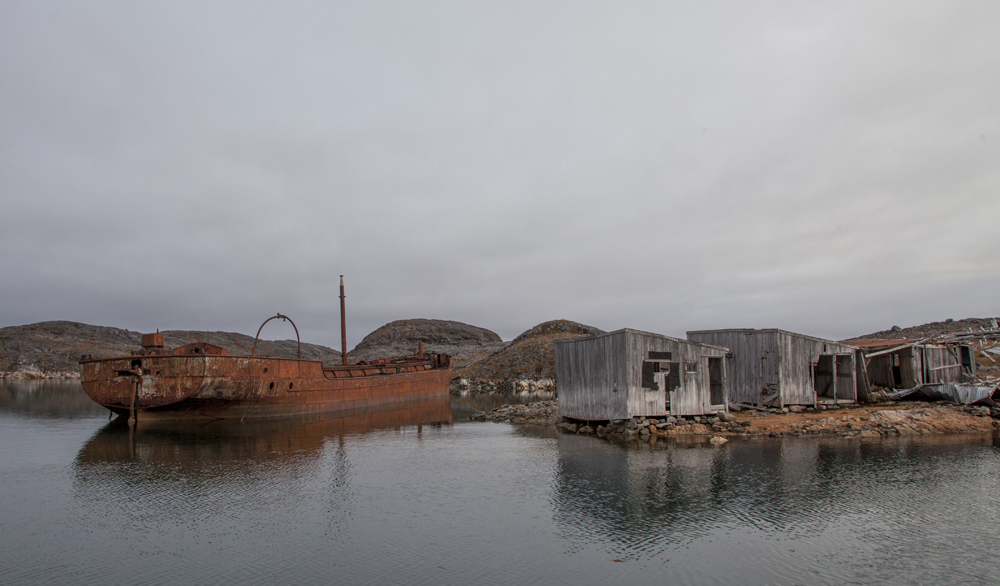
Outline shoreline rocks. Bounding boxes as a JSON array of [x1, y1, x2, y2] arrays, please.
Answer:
[[450, 377, 557, 396], [1, 370, 80, 380], [469, 400, 559, 425], [553, 403, 1000, 443]]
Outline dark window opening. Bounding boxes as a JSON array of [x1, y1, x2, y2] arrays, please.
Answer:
[[641, 361, 659, 390], [685, 362, 698, 373], [961, 346, 974, 378], [130, 359, 141, 369], [814, 355, 835, 399], [649, 351, 672, 360], [666, 362, 681, 392], [289, 382, 294, 390], [708, 357, 724, 405], [269, 382, 275, 390]]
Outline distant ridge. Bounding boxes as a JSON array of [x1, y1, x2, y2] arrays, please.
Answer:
[[348, 318, 505, 367], [0, 321, 340, 379], [847, 317, 1000, 341]]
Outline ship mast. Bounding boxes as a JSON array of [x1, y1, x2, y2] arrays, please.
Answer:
[[340, 275, 348, 365]]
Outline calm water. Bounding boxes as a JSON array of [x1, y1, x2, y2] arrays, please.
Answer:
[[3, 382, 1000, 586]]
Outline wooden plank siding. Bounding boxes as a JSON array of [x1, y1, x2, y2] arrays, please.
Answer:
[[921, 345, 976, 384], [554, 332, 628, 420], [862, 343, 976, 389], [555, 329, 729, 421], [687, 329, 860, 407]]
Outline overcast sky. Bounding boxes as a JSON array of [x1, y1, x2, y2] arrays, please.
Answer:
[[2, 1, 998, 348]]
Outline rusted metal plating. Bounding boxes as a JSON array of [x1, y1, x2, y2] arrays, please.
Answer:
[[78, 308, 453, 421]]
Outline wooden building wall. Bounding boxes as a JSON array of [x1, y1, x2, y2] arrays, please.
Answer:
[[866, 344, 976, 388], [555, 332, 628, 420], [556, 329, 728, 421], [687, 329, 859, 407], [921, 345, 976, 384], [776, 331, 857, 405], [866, 354, 898, 387], [685, 329, 777, 406]]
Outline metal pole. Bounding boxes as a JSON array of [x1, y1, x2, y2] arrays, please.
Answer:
[[340, 275, 348, 365]]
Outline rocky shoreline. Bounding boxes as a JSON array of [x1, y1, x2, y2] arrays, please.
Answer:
[[450, 377, 557, 395], [469, 400, 560, 425], [1, 370, 81, 380], [470, 400, 1000, 443], [555, 402, 998, 443]]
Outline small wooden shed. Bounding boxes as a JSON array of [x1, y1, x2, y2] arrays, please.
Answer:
[[554, 329, 729, 421], [853, 339, 977, 388], [686, 328, 861, 408]]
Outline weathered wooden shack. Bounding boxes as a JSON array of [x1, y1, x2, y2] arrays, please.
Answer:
[[685, 329, 861, 408], [554, 329, 729, 421], [853, 339, 977, 388]]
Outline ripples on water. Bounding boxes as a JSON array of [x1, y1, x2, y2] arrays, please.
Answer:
[[2, 381, 999, 585]]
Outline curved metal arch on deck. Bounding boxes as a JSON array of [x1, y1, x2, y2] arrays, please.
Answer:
[[251, 314, 301, 359]]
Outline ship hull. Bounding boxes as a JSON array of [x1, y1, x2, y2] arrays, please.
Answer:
[[80, 353, 453, 421]]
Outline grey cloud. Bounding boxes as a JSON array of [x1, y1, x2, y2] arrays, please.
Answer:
[[2, 0, 999, 349]]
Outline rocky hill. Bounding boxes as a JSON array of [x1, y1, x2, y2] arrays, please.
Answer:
[[847, 317, 1000, 341], [454, 320, 605, 393], [348, 318, 506, 367], [0, 321, 341, 379]]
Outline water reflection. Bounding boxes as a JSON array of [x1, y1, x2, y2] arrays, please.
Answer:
[[448, 392, 554, 421], [552, 433, 1000, 582], [0, 380, 107, 418], [8, 381, 1000, 585], [77, 396, 454, 465]]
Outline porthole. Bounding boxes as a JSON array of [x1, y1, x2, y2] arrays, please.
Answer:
[[289, 382, 293, 390], [269, 382, 274, 390], [263, 367, 268, 374]]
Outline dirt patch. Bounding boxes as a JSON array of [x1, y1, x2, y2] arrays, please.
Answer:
[[727, 404, 997, 437]]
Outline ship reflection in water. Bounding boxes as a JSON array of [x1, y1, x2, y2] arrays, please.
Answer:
[[5, 382, 1000, 586], [77, 396, 454, 465]]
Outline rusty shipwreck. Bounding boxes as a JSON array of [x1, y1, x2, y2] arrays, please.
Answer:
[[79, 278, 453, 423]]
